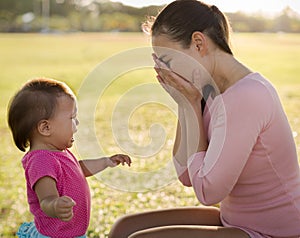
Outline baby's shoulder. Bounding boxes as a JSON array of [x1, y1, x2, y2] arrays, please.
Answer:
[[22, 150, 62, 169]]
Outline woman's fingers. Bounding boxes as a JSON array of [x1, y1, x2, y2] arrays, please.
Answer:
[[154, 66, 172, 90], [155, 64, 188, 96], [160, 69, 189, 90], [153, 52, 202, 103], [156, 75, 170, 93]]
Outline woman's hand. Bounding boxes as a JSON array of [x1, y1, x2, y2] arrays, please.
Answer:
[[153, 53, 202, 106]]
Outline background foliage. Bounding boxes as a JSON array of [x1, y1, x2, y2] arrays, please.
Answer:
[[0, 32, 300, 237], [0, 0, 300, 33]]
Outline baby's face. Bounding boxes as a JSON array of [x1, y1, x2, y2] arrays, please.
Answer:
[[48, 95, 79, 150]]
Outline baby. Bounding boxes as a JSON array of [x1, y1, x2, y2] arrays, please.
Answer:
[[8, 78, 131, 237]]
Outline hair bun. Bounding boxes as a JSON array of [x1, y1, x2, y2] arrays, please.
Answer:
[[211, 5, 219, 13]]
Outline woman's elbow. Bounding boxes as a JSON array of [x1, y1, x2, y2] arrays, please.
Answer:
[[197, 198, 217, 206], [178, 173, 192, 187], [193, 186, 223, 206]]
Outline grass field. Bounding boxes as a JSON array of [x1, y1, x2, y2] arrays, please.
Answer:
[[0, 32, 300, 237]]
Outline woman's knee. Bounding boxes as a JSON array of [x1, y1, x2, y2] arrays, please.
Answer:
[[128, 226, 175, 238], [108, 214, 132, 238], [128, 225, 250, 238], [109, 206, 222, 238], [128, 225, 213, 238], [108, 213, 148, 238]]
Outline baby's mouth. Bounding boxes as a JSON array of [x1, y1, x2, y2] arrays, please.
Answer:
[[71, 137, 74, 143]]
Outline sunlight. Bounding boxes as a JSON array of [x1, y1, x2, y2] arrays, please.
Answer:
[[210, 0, 300, 14], [111, 0, 300, 14]]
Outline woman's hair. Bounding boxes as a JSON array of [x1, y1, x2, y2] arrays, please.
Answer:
[[143, 0, 233, 55], [7, 78, 75, 152]]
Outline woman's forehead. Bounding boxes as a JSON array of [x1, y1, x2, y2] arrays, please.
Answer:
[[152, 37, 192, 60], [153, 46, 191, 63]]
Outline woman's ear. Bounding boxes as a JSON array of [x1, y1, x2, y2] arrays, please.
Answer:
[[37, 120, 51, 136], [191, 31, 208, 57]]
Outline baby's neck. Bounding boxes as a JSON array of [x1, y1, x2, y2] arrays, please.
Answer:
[[29, 142, 64, 152]]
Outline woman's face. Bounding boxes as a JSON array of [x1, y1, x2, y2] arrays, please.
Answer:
[[152, 34, 212, 89]]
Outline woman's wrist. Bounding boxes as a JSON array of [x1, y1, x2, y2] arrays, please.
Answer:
[[178, 94, 202, 108], [182, 98, 202, 116]]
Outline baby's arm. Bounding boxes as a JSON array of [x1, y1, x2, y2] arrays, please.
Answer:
[[34, 176, 76, 221], [79, 154, 131, 177]]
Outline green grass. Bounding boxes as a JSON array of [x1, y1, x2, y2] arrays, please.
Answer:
[[0, 32, 300, 237]]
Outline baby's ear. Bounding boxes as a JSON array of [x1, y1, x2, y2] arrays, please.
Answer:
[[37, 120, 51, 136]]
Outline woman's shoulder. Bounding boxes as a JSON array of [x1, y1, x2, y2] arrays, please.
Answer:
[[220, 72, 278, 105], [208, 72, 279, 123], [226, 72, 275, 95]]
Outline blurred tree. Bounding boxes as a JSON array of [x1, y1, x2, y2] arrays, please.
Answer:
[[0, 0, 299, 33], [227, 12, 269, 32], [0, 0, 33, 31], [273, 7, 300, 32]]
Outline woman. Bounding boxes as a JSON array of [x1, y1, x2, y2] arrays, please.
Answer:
[[109, 1, 300, 237]]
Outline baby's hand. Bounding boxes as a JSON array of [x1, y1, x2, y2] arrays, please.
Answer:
[[107, 154, 131, 167], [53, 196, 76, 221]]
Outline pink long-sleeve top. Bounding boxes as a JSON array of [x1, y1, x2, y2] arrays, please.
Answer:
[[174, 73, 300, 237]]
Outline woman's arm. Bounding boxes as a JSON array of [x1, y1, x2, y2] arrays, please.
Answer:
[[173, 103, 208, 186], [173, 107, 187, 166], [184, 97, 208, 157], [172, 107, 192, 186], [154, 54, 273, 206], [154, 54, 207, 159], [79, 154, 131, 177], [154, 56, 207, 186], [187, 80, 274, 205]]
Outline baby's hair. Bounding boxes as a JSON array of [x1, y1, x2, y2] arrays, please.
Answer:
[[142, 0, 233, 55], [7, 78, 75, 152]]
